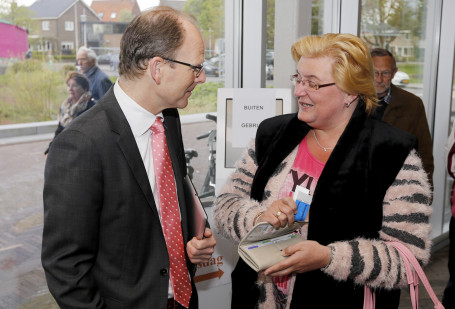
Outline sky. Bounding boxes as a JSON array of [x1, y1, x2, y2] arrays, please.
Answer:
[[15, 0, 160, 12]]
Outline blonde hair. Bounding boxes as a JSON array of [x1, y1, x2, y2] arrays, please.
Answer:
[[291, 33, 377, 114]]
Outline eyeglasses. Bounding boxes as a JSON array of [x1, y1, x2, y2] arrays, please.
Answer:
[[374, 71, 392, 78], [162, 57, 204, 77], [290, 74, 336, 91]]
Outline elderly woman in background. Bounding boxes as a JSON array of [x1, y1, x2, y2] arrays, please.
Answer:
[[45, 71, 95, 154], [213, 33, 433, 309]]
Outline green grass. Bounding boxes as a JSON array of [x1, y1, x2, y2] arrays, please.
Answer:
[[0, 62, 66, 124], [180, 81, 224, 115], [396, 63, 424, 84], [0, 59, 223, 124]]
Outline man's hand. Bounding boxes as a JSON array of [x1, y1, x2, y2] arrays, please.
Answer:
[[187, 228, 216, 264]]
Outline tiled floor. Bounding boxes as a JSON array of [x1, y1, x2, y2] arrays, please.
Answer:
[[0, 126, 451, 308]]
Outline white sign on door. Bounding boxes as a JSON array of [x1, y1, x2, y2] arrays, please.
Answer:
[[231, 89, 277, 148]]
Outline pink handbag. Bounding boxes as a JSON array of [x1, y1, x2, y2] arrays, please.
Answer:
[[363, 241, 445, 309]]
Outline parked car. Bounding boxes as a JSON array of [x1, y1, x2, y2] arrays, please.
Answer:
[[392, 71, 410, 86], [206, 54, 225, 77], [207, 54, 225, 69], [203, 60, 220, 77], [110, 53, 120, 72], [266, 64, 274, 80], [97, 53, 111, 65], [266, 49, 274, 65]]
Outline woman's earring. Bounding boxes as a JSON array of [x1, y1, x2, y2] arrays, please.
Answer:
[[345, 95, 358, 108]]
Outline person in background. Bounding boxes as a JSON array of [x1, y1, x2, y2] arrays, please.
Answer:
[[444, 123, 455, 309], [76, 46, 113, 101], [370, 48, 434, 189], [44, 71, 95, 155], [213, 33, 433, 308], [42, 7, 216, 309]]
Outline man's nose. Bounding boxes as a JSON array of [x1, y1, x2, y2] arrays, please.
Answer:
[[196, 70, 206, 84]]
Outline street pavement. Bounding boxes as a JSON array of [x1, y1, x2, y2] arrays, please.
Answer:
[[0, 118, 450, 308]]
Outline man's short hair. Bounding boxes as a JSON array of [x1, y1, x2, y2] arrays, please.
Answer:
[[78, 46, 97, 63], [118, 6, 197, 79], [370, 48, 397, 69]]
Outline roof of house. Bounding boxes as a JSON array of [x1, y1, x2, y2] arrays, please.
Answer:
[[91, 0, 140, 22], [29, 0, 100, 20], [29, 0, 76, 18]]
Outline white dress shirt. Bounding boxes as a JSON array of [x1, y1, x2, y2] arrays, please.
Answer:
[[113, 80, 177, 298]]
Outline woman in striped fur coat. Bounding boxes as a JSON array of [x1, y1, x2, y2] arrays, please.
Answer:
[[213, 33, 433, 309]]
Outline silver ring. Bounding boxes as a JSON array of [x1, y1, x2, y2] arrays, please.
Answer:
[[275, 211, 282, 218]]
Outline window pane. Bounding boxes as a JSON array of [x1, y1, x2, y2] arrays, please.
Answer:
[[266, 0, 275, 82], [446, 53, 455, 228], [360, 0, 428, 100], [64, 21, 74, 31], [312, 0, 324, 35], [42, 21, 49, 31], [181, 0, 225, 115]]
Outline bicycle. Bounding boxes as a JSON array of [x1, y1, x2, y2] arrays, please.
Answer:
[[184, 148, 198, 180], [197, 113, 217, 198]]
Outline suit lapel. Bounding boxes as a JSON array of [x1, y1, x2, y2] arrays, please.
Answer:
[[99, 89, 160, 219]]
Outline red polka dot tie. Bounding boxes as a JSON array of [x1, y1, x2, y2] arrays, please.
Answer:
[[151, 117, 192, 308]]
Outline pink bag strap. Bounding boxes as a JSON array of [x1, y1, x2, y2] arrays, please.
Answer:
[[363, 241, 445, 309]]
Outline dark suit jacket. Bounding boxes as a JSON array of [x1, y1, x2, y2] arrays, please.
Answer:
[[382, 84, 434, 188], [42, 88, 198, 309]]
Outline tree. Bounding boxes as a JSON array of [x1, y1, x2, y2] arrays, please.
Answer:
[[266, 0, 275, 50], [117, 9, 133, 23], [183, 0, 224, 54], [361, 0, 401, 48], [311, 0, 322, 35], [0, 0, 36, 33], [361, 0, 426, 60]]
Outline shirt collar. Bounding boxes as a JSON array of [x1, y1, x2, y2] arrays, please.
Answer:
[[114, 79, 163, 137], [379, 86, 392, 104], [84, 65, 97, 77]]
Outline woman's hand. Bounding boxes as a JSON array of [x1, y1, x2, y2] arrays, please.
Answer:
[[263, 241, 331, 277], [257, 196, 298, 228]]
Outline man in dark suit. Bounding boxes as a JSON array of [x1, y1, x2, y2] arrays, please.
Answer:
[[42, 7, 216, 309], [370, 48, 434, 188]]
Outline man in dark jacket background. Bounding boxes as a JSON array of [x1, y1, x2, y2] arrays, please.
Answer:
[[371, 48, 434, 189]]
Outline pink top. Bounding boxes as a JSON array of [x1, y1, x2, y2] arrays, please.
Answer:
[[274, 136, 326, 298], [279, 136, 325, 199]]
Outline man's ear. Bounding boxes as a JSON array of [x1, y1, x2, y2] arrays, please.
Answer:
[[391, 67, 398, 79], [149, 57, 162, 84]]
